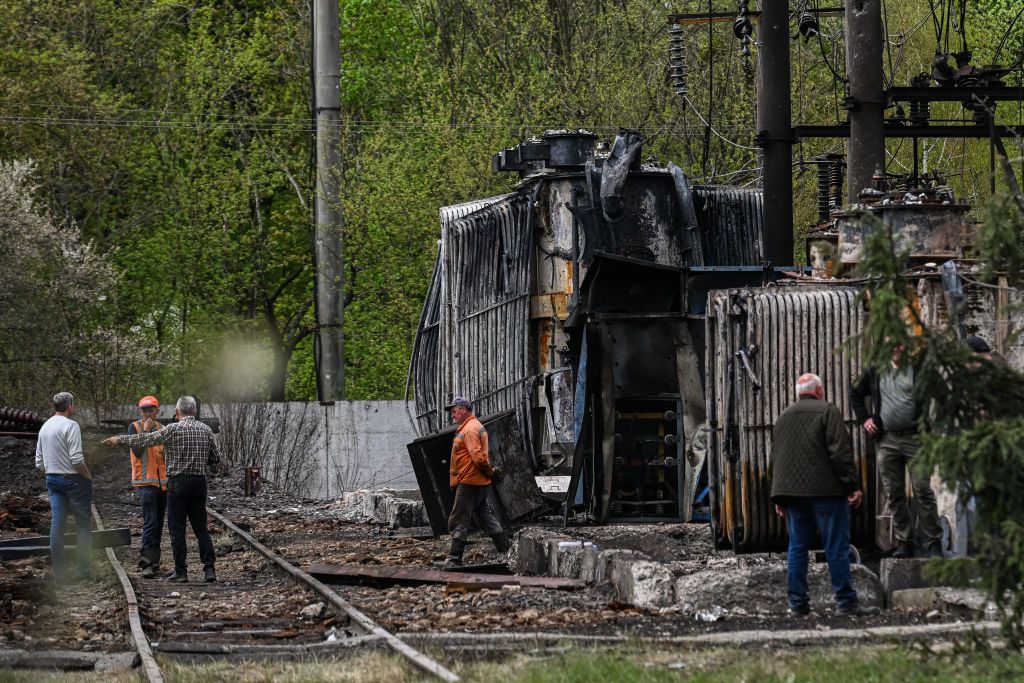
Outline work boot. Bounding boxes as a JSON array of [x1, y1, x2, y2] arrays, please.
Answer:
[[165, 570, 188, 583], [836, 602, 880, 617], [490, 531, 512, 554], [204, 567, 217, 583], [440, 538, 467, 570], [140, 566, 157, 579], [787, 604, 810, 617], [892, 543, 915, 559]]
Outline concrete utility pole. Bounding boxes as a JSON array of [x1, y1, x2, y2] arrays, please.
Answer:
[[844, 0, 885, 202], [756, 0, 794, 266], [314, 0, 345, 400]]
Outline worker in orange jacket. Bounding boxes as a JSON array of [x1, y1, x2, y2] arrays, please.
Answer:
[[129, 396, 168, 578], [442, 397, 510, 569]]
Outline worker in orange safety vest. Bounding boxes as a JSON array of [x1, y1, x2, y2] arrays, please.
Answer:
[[441, 396, 511, 569], [128, 395, 167, 578]]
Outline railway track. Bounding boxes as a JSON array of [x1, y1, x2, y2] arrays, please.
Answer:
[[92, 497, 459, 682]]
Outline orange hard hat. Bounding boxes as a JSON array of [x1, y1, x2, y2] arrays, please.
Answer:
[[138, 395, 160, 408]]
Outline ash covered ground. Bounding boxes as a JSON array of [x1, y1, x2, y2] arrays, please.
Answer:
[[0, 432, 968, 656]]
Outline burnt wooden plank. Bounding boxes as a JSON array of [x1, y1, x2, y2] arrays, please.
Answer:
[[306, 563, 584, 590], [0, 527, 131, 548]]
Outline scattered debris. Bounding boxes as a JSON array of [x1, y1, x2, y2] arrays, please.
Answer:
[[694, 605, 727, 623], [0, 493, 50, 533], [300, 602, 325, 619]]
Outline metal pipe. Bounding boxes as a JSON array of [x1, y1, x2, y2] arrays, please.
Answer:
[[845, 0, 885, 201], [756, 0, 794, 266]]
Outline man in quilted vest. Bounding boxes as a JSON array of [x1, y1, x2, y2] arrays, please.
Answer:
[[129, 395, 168, 578], [770, 374, 877, 617], [442, 397, 511, 569]]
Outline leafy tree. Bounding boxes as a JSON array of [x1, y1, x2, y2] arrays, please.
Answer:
[[856, 194, 1024, 643], [0, 160, 150, 416]]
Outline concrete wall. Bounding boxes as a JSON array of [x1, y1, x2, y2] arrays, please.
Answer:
[[214, 400, 420, 498], [97, 400, 419, 499], [317, 401, 420, 497]]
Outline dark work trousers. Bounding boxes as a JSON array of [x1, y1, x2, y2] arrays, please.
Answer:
[[137, 486, 167, 568], [448, 484, 504, 541], [877, 433, 942, 549], [166, 475, 216, 574]]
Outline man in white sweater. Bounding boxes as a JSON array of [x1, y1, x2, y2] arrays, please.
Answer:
[[35, 392, 93, 583]]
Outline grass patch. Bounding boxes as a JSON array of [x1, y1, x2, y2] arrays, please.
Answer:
[[4, 642, 1022, 682], [459, 644, 1024, 682], [0, 670, 137, 683], [157, 651, 419, 682]]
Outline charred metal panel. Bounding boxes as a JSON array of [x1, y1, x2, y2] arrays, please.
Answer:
[[410, 257, 443, 435], [837, 203, 974, 264], [600, 174, 687, 266], [406, 410, 548, 537], [410, 195, 512, 436], [914, 275, 1024, 371], [569, 253, 680, 322], [603, 319, 679, 398], [445, 193, 535, 421], [706, 286, 875, 553], [692, 186, 765, 266]]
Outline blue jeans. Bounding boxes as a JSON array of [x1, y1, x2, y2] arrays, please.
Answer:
[[46, 474, 93, 582], [786, 496, 857, 610], [138, 486, 167, 567]]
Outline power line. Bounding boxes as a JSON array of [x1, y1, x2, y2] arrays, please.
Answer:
[[0, 112, 754, 135]]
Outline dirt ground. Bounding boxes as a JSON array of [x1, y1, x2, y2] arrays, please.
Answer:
[[0, 428, 969, 663]]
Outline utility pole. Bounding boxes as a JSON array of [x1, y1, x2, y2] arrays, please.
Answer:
[[844, 0, 885, 202], [313, 0, 345, 400], [756, 0, 794, 266]]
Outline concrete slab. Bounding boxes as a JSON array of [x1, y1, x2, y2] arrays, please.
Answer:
[[511, 528, 569, 576], [594, 548, 648, 585], [890, 587, 998, 619], [610, 558, 675, 609], [0, 649, 101, 670], [94, 652, 139, 673], [674, 563, 883, 615], [880, 558, 939, 594]]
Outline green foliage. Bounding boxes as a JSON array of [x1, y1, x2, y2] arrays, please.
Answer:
[[497, 647, 1024, 683], [857, 195, 1024, 644], [0, 0, 1018, 402], [976, 194, 1024, 283]]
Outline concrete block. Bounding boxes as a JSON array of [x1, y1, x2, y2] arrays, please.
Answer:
[[512, 528, 560, 575], [889, 587, 940, 611], [675, 562, 883, 614], [578, 545, 600, 583], [547, 540, 600, 579], [548, 541, 583, 579], [594, 549, 648, 585], [880, 558, 947, 594], [610, 558, 675, 609], [378, 497, 426, 528], [94, 652, 139, 673], [890, 587, 997, 619]]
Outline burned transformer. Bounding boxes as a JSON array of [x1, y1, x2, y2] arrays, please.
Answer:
[[406, 129, 802, 537]]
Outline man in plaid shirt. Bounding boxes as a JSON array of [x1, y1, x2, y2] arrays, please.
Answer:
[[104, 396, 220, 583]]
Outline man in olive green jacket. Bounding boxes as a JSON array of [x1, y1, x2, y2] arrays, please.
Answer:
[[771, 373, 877, 617]]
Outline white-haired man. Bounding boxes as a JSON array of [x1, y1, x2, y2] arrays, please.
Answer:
[[770, 373, 877, 617], [103, 396, 220, 583], [36, 391, 93, 584]]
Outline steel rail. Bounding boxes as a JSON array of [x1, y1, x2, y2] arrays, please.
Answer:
[[91, 504, 164, 683], [206, 506, 460, 682]]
